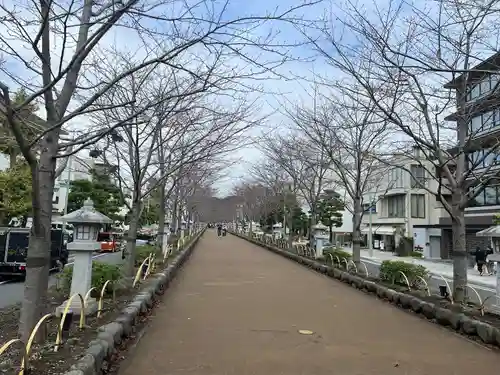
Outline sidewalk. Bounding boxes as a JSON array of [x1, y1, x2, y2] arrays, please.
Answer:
[[119, 232, 498, 375], [342, 247, 496, 290]]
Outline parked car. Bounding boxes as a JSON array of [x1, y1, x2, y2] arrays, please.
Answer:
[[0, 228, 68, 277]]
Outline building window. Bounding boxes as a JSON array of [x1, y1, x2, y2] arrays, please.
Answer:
[[389, 168, 404, 188], [387, 194, 405, 217], [468, 148, 500, 169], [468, 108, 500, 135], [468, 184, 500, 207], [411, 194, 425, 218], [410, 165, 425, 188], [466, 74, 499, 102]]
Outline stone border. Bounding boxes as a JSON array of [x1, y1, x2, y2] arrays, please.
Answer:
[[232, 232, 500, 349], [64, 229, 206, 375]]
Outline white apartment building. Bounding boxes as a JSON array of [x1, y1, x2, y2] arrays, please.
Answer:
[[52, 155, 94, 220], [329, 188, 353, 245], [360, 148, 446, 258]]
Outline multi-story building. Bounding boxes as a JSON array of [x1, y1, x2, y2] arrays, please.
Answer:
[[52, 156, 94, 220], [440, 52, 500, 259], [322, 187, 353, 246], [360, 147, 445, 257]]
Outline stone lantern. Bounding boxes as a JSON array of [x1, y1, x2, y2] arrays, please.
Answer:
[[312, 222, 329, 259], [56, 198, 112, 316], [272, 222, 283, 239]]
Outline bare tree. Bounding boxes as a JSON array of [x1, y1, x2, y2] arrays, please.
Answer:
[[232, 181, 275, 234], [308, 0, 500, 302], [0, 0, 318, 338], [249, 160, 290, 227], [287, 85, 392, 263], [96, 71, 258, 277], [260, 133, 334, 240]]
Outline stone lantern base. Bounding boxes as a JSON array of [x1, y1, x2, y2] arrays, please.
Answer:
[[56, 297, 98, 317]]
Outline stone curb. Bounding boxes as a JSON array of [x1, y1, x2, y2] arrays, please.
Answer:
[[63, 229, 206, 375], [231, 232, 500, 349]]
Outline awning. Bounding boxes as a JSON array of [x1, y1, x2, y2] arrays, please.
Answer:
[[361, 226, 395, 236], [476, 225, 500, 237]]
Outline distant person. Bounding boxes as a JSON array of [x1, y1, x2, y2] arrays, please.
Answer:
[[222, 224, 227, 237], [217, 223, 222, 237], [471, 246, 493, 276]]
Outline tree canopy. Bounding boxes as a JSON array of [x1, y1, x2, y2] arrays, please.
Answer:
[[0, 88, 41, 167], [0, 162, 32, 225], [68, 169, 124, 221], [314, 195, 344, 229]]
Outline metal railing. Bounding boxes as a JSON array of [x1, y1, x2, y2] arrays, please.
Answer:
[[0, 228, 204, 374], [244, 232, 490, 315]]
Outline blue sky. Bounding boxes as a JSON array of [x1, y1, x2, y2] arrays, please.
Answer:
[[1, 0, 436, 197]]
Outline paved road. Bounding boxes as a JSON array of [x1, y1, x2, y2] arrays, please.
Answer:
[[0, 251, 123, 309], [121, 232, 498, 375]]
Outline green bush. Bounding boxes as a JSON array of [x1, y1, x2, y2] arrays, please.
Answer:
[[410, 251, 423, 258], [379, 260, 428, 287], [323, 247, 352, 261], [58, 261, 122, 296], [135, 244, 162, 266]]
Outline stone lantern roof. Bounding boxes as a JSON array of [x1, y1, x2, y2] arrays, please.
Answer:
[[313, 222, 328, 231], [61, 198, 112, 225]]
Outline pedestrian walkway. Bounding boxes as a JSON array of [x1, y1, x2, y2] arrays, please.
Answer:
[[121, 231, 498, 375]]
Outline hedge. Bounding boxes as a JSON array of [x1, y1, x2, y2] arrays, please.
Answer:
[[379, 260, 429, 288]]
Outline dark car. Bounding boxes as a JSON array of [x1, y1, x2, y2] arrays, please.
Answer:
[[0, 227, 68, 277]]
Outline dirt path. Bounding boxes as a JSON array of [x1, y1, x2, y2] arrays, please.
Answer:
[[120, 231, 499, 375]]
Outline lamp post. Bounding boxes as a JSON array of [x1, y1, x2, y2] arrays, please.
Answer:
[[56, 198, 112, 316]]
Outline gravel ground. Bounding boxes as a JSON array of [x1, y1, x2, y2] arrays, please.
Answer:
[[119, 231, 499, 375]]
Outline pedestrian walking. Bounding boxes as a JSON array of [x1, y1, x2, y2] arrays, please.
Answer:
[[471, 246, 493, 276], [217, 223, 222, 237]]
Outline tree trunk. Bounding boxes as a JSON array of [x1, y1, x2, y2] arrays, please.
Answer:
[[171, 196, 178, 232], [176, 207, 183, 235], [351, 197, 362, 265], [329, 224, 333, 243], [18, 156, 55, 341], [309, 210, 316, 243], [156, 183, 166, 248], [9, 149, 17, 168], [125, 200, 141, 278], [451, 193, 468, 304]]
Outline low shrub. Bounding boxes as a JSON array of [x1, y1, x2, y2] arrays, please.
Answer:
[[135, 244, 162, 266], [379, 260, 429, 287], [58, 261, 122, 296], [323, 247, 352, 261]]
